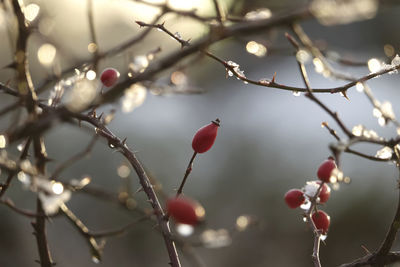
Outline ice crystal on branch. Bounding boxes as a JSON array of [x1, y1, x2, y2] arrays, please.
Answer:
[[376, 146, 393, 159], [226, 61, 245, 79], [392, 54, 400, 66], [244, 8, 272, 21]]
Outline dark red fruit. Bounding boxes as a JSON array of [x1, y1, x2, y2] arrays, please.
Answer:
[[317, 182, 331, 203], [317, 158, 337, 183], [284, 189, 305, 209], [167, 197, 203, 225], [312, 210, 330, 234], [100, 68, 120, 87], [192, 119, 220, 153]]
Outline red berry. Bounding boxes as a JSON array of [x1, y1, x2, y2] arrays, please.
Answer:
[[192, 119, 220, 153], [317, 159, 337, 183], [317, 182, 331, 203], [312, 210, 330, 234], [284, 189, 305, 209], [100, 68, 120, 87], [167, 197, 204, 225]]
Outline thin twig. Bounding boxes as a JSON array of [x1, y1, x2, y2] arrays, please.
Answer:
[[0, 198, 46, 218], [136, 21, 191, 48], [32, 198, 54, 267], [60, 203, 103, 262], [176, 151, 197, 196], [373, 167, 400, 266], [90, 215, 149, 238]]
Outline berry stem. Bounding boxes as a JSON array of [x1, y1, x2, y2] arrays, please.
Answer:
[[176, 151, 198, 196], [305, 181, 325, 267]]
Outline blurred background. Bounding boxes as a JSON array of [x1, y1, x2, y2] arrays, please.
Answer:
[[1, 0, 400, 266]]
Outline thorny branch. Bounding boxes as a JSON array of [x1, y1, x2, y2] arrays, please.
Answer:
[[11, 0, 53, 266], [1, 1, 400, 266]]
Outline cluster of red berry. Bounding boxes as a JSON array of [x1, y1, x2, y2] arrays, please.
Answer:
[[284, 158, 337, 234]]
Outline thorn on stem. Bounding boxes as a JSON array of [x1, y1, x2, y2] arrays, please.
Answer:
[[271, 72, 277, 83]]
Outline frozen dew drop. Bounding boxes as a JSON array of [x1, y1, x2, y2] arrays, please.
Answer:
[[243, 81, 248, 84], [344, 177, 351, 184], [368, 58, 381, 73], [20, 159, 33, 173], [80, 176, 92, 186], [330, 168, 342, 184], [173, 32, 181, 39], [313, 58, 324, 73], [227, 70, 233, 77], [363, 129, 379, 139], [0, 135, 6, 148], [244, 8, 272, 20], [51, 182, 64, 195], [300, 199, 311, 210], [320, 234, 328, 241], [109, 143, 115, 149], [381, 101, 395, 120], [17, 171, 31, 186], [293, 91, 301, 97], [391, 54, 400, 66], [356, 82, 364, 92], [38, 43, 57, 66], [91, 256, 100, 264], [352, 124, 364, 136], [296, 49, 311, 64], [376, 146, 393, 159], [176, 223, 194, 237], [378, 117, 386, 127], [86, 70, 96, 81], [227, 61, 239, 68], [70, 176, 91, 189], [304, 181, 319, 198], [373, 108, 382, 118], [24, 3, 40, 22], [17, 142, 24, 151], [303, 216, 308, 222]]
